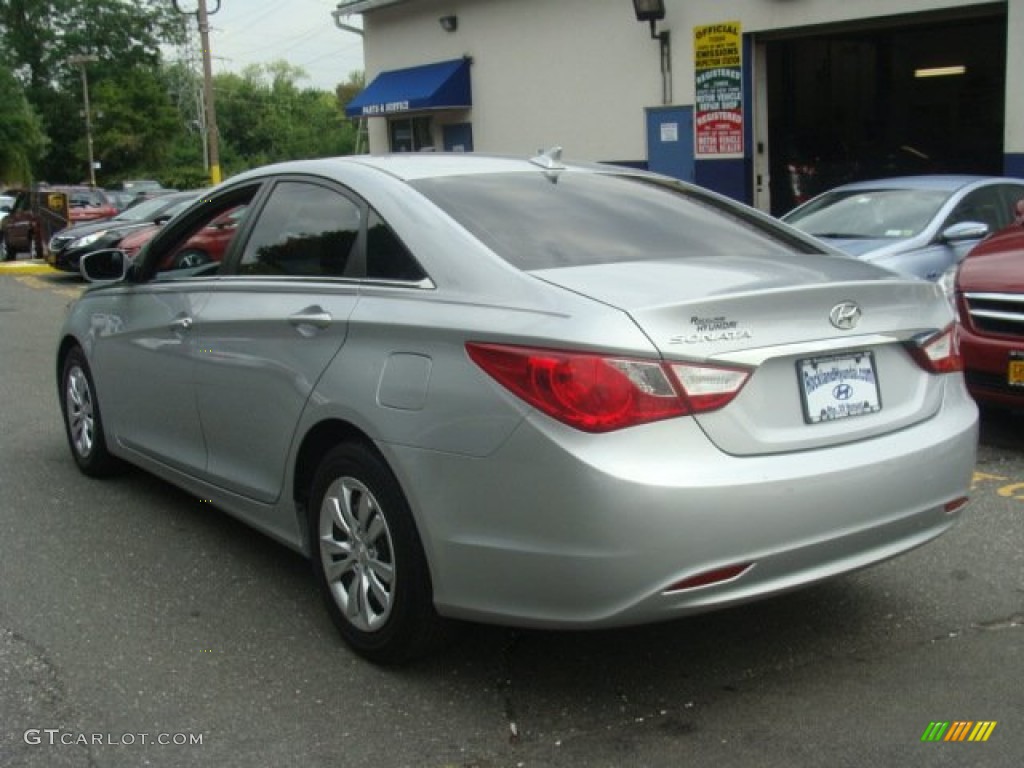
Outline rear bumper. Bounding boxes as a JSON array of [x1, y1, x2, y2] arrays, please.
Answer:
[[387, 376, 978, 629]]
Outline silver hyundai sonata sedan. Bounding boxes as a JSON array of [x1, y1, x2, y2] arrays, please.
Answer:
[[57, 151, 978, 663]]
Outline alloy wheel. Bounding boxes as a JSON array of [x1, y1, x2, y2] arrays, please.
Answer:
[[65, 364, 95, 458], [318, 476, 396, 632]]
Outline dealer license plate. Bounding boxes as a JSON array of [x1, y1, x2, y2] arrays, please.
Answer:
[[798, 351, 882, 424], [1009, 351, 1024, 388]]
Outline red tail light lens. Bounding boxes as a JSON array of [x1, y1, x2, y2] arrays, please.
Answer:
[[466, 343, 749, 432], [664, 562, 753, 593], [907, 324, 962, 374]]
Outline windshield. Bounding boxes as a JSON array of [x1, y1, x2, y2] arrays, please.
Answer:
[[164, 198, 198, 218], [411, 172, 812, 271], [784, 189, 950, 240]]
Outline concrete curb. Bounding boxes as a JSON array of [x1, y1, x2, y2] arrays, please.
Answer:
[[0, 259, 58, 275]]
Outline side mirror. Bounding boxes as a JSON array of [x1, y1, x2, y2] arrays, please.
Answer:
[[80, 248, 130, 283], [941, 220, 989, 242], [0, 204, 11, 214]]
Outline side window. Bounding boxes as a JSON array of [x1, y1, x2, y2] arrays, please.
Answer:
[[239, 182, 359, 277], [148, 191, 255, 277], [946, 188, 1005, 233], [366, 209, 427, 281], [997, 185, 1024, 228]]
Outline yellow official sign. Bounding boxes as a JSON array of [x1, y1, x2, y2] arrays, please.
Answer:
[[694, 21, 744, 156]]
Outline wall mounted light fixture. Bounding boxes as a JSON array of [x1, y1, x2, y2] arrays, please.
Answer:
[[632, 0, 665, 39], [632, 0, 671, 104], [439, 15, 457, 32]]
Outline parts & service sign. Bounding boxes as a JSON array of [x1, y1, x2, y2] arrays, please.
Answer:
[[694, 21, 743, 157]]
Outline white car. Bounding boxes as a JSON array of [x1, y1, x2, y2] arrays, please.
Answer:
[[0, 194, 14, 225]]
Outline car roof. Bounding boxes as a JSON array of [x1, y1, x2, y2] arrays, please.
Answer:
[[226, 152, 630, 185], [46, 184, 107, 192], [826, 175, 1007, 193]]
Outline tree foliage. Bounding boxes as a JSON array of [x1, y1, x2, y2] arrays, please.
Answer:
[[0, 66, 46, 184], [215, 62, 357, 171], [0, 0, 183, 89], [0, 1, 361, 187]]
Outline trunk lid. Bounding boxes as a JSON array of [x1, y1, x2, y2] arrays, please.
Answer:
[[533, 254, 954, 455]]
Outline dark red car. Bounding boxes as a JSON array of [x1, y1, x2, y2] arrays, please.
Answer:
[[157, 205, 247, 269], [1, 185, 117, 260], [120, 205, 247, 269], [954, 220, 1024, 409]]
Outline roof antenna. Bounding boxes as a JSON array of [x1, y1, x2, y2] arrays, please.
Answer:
[[529, 146, 565, 171]]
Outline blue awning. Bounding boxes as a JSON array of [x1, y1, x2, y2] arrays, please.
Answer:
[[345, 58, 472, 118]]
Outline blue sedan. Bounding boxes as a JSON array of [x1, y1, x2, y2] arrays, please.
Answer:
[[782, 175, 1024, 280]]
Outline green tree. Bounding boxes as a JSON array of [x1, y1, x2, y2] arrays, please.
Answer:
[[213, 61, 357, 175], [0, 0, 185, 182], [91, 69, 183, 179], [0, 0, 183, 89], [335, 70, 365, 112], [0, 66, 46, 184]]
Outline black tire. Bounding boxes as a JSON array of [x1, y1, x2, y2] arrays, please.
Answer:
[[59, 347, 122, 477], [174, 249, 209, 269], [309, 441, 451, 663]]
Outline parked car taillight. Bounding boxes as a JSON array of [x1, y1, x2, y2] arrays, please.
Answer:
[[907, 324, 962, 374], [466, 343, 749, 432]]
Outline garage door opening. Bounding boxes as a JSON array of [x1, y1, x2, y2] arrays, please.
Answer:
[[766, 12, 1007, 215]]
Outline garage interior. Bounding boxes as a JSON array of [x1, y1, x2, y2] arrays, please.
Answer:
[[765, 7, 1007, 215]]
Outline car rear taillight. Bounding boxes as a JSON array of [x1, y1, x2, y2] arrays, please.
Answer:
[[466, 343, 750, 432], [906, 324, 962, 374]]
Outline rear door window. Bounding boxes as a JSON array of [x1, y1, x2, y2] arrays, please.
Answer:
[[238, 181, 360, 278]]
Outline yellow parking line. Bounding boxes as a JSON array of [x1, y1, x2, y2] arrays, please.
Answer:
[[0, 260, 58, 275], [14, 274, 83, 298]]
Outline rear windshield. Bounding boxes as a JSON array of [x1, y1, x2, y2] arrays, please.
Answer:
[[411, 172, 811, 270]]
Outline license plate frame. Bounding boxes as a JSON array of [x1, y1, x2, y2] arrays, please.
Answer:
[[1009, 351, 1024, 388], [797, 350, 882, 424]]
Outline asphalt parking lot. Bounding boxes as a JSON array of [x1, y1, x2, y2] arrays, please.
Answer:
[[1, 267, 1021, 768]]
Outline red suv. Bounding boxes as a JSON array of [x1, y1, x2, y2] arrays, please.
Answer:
[[1, 185, 117, 261], [954, 220, 1024, 409]]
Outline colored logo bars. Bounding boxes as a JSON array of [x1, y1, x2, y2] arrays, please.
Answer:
[[921, 721, 998, 742]]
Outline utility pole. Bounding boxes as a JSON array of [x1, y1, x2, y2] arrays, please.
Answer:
[[174, 0, 222, 185], [68, 54, 99, 187]]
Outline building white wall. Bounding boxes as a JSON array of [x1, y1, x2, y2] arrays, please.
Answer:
[[364, 0, 663, 159], [357, 0, 1014, 163]]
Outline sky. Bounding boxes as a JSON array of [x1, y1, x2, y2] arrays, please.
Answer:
[[196, 0, 365, 91]]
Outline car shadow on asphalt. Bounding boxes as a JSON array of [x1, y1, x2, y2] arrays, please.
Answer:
[[977, 405, 1024, 452]]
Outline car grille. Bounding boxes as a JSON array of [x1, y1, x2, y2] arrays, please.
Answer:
[[963, 292, 1024, 339]]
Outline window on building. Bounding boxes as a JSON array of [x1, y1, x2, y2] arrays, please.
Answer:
[[389, 117, 434, 152]]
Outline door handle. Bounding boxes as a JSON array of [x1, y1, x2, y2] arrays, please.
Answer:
[[288, 307, 332, 334]]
